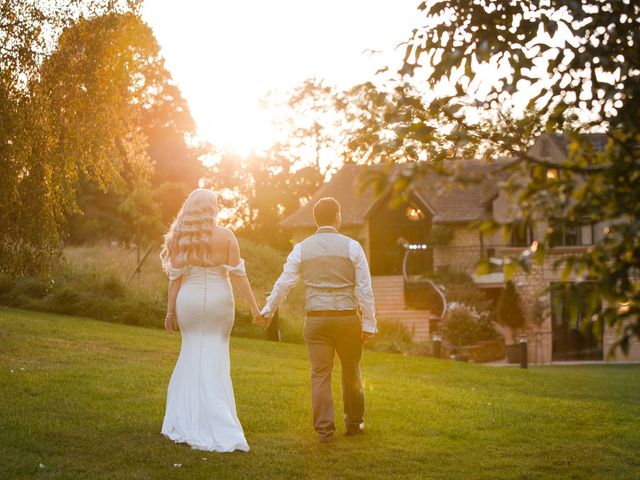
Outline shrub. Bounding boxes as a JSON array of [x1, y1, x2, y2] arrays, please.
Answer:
[[430, 268, 496, 330], [100, 275, 127, 298], [0, 241, 306, 342], [431, 268, 474, 285], [444, 305, 481, 347], [443, 303, 497, 347], [0, 274, 13, 297], [367, 320, 415, 354], [496, 281, 526, 332], [13, 276, 50, 299]]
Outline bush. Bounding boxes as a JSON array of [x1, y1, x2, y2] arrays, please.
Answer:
[[0, 274, 13, 297], [100, 275, 127, 298], [0, 241, 305, 342], [444, 306, 481, 347], [443, 303, 496, 347], [496, 281, 526, 332], [431, 268, 474, 285], [13, 275, 50, 299], [367, 320, 417, 354], [430, 268, 497, 334]]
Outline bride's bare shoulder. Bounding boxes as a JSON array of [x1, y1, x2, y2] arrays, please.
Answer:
[[213, 225, 238, 243], [214, 225, 235, 236]]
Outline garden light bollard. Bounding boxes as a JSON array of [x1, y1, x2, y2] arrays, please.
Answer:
[[432, 334, 442, 359], [519, 335, 528, 369]]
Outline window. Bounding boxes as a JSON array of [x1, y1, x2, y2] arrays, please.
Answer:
[[546, 168, 559, 180], [509, 222, 534, 247], [405, 204, 425, 222], [550, 219, 594, 247]]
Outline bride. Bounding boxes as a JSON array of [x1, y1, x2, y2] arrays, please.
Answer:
[[159, 188, 260, 452]]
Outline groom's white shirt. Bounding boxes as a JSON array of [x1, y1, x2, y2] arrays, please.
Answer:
[[261, 231, 377, 334]]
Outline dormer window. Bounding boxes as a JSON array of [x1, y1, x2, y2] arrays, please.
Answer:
[[405, 205, 425, 222]]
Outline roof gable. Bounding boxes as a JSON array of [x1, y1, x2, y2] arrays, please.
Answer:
[[279, 161, 504, 229]]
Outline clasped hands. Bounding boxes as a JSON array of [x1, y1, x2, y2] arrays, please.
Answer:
[[251, 307, 271, 329]]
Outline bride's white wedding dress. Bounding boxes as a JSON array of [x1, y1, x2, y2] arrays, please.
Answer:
[[161, 261, 250, 452]]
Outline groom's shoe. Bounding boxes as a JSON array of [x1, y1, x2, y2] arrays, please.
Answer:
[[345, 422, 364, 436], [317, 432, 335, 444]]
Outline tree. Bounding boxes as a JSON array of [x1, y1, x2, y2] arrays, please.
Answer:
[[139, 71, 204, 227], [264, 78, 353, 181], [0, 1, 145, 275], [36, 12, 168, 247], [54, 13, 204, 243], [353, 0, 639, 352], [496, 281, 526, 345], [206, 149, 322, 248], [205, 78, 364, 246]]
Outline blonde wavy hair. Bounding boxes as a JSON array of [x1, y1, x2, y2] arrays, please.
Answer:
[[160, 188, 220, 270]]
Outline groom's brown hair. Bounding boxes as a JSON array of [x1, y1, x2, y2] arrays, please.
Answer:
[[313, 197, 340, 227]]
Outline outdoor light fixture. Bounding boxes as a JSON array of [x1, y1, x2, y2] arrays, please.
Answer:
[[618, 301, 631, 314], [405, 206, 425, 222], [519, 334, 528, 369], [398, 239, 447, 319]]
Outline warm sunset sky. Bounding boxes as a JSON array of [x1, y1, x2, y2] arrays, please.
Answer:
[[141, 1, 422, 155]]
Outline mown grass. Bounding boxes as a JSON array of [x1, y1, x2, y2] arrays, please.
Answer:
[[1, 307, 639, 479]]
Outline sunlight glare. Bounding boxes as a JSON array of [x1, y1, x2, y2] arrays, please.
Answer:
[[141, 0, 422, 156]]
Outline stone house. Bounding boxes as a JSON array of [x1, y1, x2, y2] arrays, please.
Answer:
[[279, 133, 640, 364]]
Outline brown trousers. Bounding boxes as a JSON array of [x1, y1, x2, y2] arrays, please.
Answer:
[[303, 314, 364, 437]]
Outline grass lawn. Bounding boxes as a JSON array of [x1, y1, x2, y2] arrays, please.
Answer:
[[1, 307, 639, 480]]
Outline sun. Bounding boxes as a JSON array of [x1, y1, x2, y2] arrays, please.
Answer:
[[196, 98, 280, 159]]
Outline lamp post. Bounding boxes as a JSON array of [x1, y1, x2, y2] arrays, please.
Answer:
[[519, 334, 528, 369], [432, 333, 442, 359]]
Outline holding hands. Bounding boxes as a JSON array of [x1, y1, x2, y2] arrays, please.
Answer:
[[251, 307, 271, 329]]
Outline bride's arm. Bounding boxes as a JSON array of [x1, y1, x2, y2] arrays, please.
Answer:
[[165, 247, 183, 334], [165, 277, 183, 334], [226, 232, 260, 318]]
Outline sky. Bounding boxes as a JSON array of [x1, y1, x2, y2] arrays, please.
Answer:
[[141, 0, 423, 156]]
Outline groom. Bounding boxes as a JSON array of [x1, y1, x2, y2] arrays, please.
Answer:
[[260, 197, 377, 443]]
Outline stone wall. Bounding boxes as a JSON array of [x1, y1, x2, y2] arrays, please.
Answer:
[[604, 321, 640, 362], [433, 225, 482, 272], [506, 250, 640, 364]]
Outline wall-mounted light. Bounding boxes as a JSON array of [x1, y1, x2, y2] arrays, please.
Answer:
[[618, 300, 631, 314], [405, 206, 424, 222], [405, 243, 428, 250]]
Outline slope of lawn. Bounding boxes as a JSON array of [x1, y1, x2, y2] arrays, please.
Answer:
[[1, 307, 639, 480]]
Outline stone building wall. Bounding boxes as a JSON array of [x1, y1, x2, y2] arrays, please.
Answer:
[[433, 225, 482, 273], [510, 261, 553, 364], [508, 249, 640, 364], [604, 322, 640, 362]]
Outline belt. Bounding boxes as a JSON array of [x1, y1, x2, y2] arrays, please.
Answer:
[[306, 310, 357, 317]]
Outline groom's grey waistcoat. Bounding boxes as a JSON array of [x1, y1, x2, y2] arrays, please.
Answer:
[[300, 228, 357, 312]]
